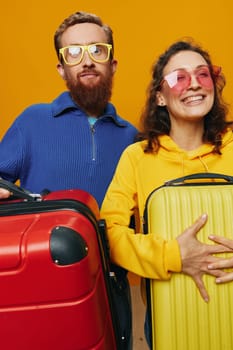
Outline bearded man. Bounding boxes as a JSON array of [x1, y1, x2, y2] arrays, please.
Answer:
[[0, 11, 137, 207]]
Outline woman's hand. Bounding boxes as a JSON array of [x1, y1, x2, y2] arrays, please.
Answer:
[[208, 235, 233, 283], [177, 214, 231, 302], [0, 188, 10, 198]]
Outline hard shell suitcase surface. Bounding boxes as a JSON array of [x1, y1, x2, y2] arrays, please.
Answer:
[[144, 173, 233, 350], [0, 179, 120, 350]]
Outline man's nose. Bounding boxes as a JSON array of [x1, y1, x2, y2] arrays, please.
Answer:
[[82, 50, 94, 66]]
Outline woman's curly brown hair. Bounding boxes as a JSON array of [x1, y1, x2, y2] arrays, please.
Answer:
[[137, 39, 231, 154]]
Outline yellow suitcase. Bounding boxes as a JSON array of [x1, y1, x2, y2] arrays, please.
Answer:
[[144, 173, 233, 350]]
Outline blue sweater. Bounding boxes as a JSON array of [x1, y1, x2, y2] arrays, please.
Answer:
[[0, 92, 138, 206]]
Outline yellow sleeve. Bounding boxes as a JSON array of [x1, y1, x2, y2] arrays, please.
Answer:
[[100, 148, 181, 280]]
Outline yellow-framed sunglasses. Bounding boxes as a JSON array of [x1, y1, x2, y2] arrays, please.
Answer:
[[59, 43, 112, 66]]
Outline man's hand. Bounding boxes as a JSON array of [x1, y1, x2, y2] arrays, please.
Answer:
[[0, 188, 11, 198], [177, 214, 232, 302]]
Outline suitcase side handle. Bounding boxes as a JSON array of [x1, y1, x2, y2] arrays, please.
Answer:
[[165, 172, 233, 186], [0, 178, 41, 201]]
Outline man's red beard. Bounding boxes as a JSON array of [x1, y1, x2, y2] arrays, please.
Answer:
[[66, 69, 113, 116]]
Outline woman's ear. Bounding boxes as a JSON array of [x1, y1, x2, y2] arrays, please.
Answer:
[[57, 63, 67, 80], [156, 91, 166, 106]]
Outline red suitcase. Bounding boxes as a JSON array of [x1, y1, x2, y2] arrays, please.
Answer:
[[0, 180, 121, 350]]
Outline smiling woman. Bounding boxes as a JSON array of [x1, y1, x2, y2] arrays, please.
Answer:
[[154, 50, 218, 150], [100, 38, 233, 349], [138, 39, 228, 153]]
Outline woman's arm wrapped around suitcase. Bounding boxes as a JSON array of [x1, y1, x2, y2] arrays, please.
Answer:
[[100, 148, 233, 303]]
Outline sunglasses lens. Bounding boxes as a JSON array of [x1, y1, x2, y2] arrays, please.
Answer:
[[164, 70, 190, 92], [163, 66, 217, 92], [195, 67, 213, 88], [88, 44, 110, 61], [63, 46, 83, 64]]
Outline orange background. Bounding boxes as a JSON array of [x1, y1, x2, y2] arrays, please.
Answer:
[[1, 0, 233, 138]]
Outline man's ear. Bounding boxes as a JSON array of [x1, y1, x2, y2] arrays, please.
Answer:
[[156, 91, 166, 106], [57, 63, 67, 80], [111, 59, 118, 74]]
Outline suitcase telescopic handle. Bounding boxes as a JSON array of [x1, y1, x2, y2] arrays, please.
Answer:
[[0, 178, 41, 201], [165, 172, 233, 186]]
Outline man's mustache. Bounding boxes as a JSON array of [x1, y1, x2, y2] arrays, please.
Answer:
[[77, 69, 99, 78]]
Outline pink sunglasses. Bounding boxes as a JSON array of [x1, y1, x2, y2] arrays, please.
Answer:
[[161, 65, 221, 93]]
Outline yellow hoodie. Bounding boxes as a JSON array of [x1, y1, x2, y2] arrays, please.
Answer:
[[101, 129, 233, 282]]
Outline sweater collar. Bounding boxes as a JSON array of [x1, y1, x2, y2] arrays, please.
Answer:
[[51, 91, 128, 127]]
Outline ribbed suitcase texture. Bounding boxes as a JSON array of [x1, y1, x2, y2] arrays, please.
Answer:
[[0, 185, 119, 350], [144, 173, 233, 350]]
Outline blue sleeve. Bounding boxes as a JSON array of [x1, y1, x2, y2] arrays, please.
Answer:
[[0, 122, 25, 183]]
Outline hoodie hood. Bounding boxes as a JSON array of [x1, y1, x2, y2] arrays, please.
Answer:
[[157, 129, 233, 174]]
